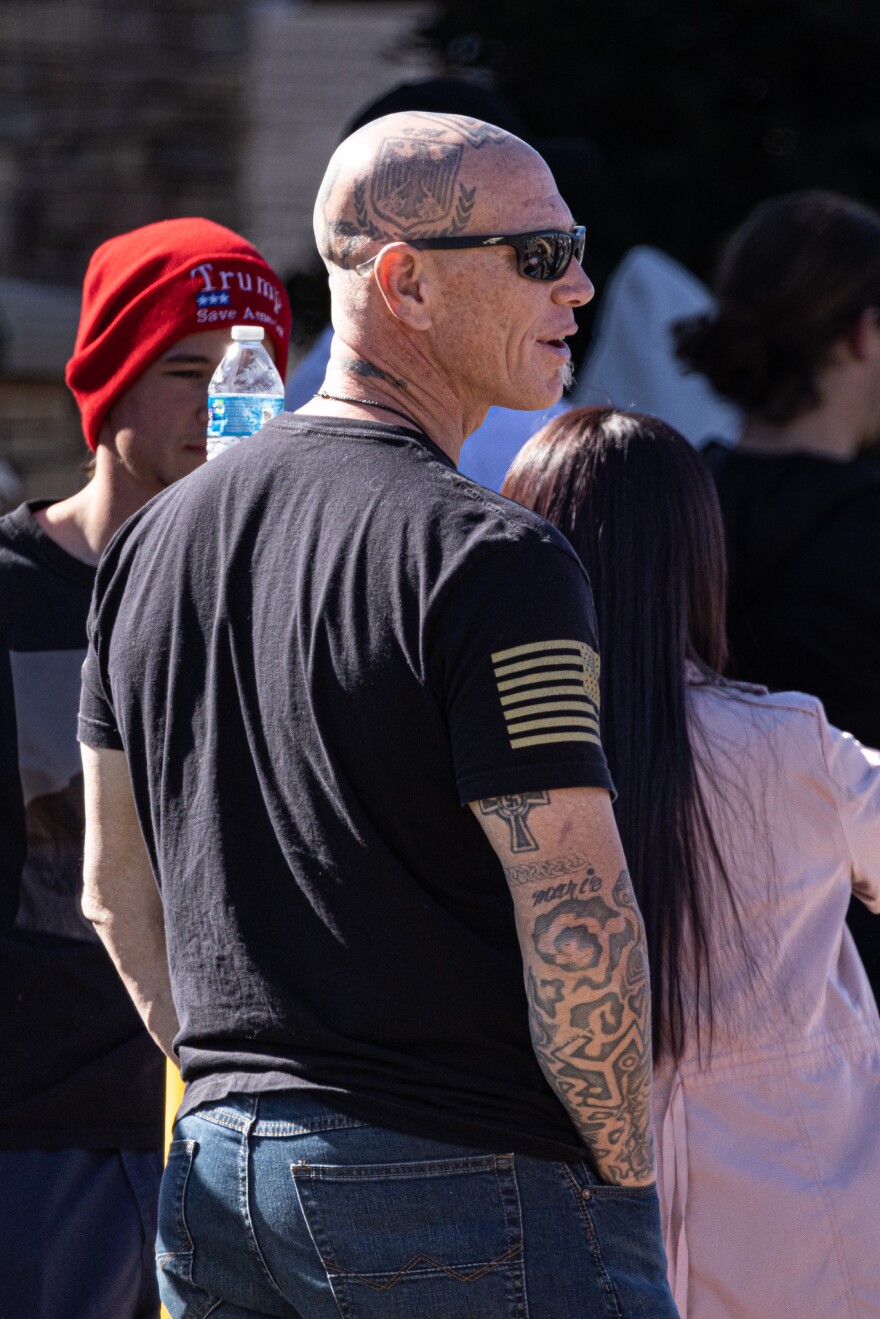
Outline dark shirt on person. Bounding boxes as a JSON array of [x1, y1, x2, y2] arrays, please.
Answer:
[[79, 415, 614, 1163], [704, 441, 880, 996], [0, 502, 164, 1150]]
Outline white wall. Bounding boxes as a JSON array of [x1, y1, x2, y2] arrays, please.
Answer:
[[243, 0, 435, 277]]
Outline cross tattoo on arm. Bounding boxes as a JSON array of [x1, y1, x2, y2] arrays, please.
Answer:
[[478, 792, 550, 852]]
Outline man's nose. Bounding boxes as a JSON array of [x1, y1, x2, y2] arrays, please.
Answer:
[[554, 259, 594, 309]]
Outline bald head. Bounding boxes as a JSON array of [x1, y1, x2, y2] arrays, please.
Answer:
[[309, 112, 591, 433], [314, 112, 556, 271]]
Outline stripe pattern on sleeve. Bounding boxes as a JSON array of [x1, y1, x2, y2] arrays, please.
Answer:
[[491, 639, 602, 750]]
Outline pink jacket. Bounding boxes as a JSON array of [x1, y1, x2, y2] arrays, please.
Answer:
[[654, 672, 880, 1318]]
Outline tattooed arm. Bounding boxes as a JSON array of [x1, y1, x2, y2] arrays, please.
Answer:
[[471, 786, 655, 1186]]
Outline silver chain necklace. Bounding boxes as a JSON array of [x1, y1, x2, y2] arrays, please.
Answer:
[[313, 391, 424, 432]]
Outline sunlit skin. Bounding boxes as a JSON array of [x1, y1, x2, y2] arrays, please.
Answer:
[[35, 329, 274, 564], [302, 112, 594, 464], [109, 329, 278, 492], [415, 171, 592, 416], [101, 330, 232, 496]]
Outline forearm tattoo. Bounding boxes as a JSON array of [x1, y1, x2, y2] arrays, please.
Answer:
[[479, 792, 654, 1183], [504, 851, 589, 888], [526, 867, 654, 1183], [479, 792, 549, 852]]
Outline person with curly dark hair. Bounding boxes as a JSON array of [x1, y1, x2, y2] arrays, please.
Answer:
[[675, 190, 880, 998]]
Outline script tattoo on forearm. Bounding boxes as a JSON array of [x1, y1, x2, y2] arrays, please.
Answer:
[[527, 867, 654, 1183], [504, 851, 590, 888]]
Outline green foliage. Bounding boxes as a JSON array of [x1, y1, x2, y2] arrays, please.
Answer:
[[418, 0, 880, 289]]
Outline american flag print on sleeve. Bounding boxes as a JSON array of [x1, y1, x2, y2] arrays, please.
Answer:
[[492, 639, 602, 751]]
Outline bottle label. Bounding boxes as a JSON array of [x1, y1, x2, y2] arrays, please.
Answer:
[[207, 394, 283, 454]]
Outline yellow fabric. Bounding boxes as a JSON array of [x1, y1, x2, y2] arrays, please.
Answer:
[[164, 1061, 184, 1158], [161, 1062, 185, 1319]]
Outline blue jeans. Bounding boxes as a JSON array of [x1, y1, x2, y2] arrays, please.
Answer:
[[158, 1093, 677, 1319]]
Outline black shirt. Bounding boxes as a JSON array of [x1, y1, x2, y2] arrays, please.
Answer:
[[705, 443, 880, 745], [80, 416, 614, 1161], [0, 503, 163, 1149]]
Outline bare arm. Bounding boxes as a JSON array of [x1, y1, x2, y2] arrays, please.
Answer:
[[471, 786, 655, 1186], [81, 744, 179, 1058]]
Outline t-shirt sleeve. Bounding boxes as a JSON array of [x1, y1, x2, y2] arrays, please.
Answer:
[[431, 537, 615, 804], [77, 606, 124, 751]]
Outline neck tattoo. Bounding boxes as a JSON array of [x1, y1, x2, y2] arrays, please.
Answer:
[[314, 391, 425, 433]]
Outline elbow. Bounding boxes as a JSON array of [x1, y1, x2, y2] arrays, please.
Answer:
[[81, 870, 110, 931]]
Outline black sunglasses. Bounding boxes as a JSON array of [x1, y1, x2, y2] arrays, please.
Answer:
[[357, 226, 586, 282]]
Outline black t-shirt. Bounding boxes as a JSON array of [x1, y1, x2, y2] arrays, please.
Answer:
[[0, 503, 163, 1150], [79, 415, 614, 1161], [704, 443, 880, 745]]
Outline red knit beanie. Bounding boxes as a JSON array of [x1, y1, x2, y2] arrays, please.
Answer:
[[66, 218, 292, 451]]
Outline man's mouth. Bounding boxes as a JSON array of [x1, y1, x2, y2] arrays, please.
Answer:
[[540, 338, 571, 358]]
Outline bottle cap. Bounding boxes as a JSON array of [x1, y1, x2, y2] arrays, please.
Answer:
[[231, 326, 265, 341]]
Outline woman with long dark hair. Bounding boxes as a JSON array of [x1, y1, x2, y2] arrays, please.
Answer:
[[502, 407, 880, 1319]]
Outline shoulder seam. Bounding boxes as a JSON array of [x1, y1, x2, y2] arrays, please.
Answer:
[[428, 529, 588, 629], [414, 441, 556, 536], [695, 683, 823, 719]]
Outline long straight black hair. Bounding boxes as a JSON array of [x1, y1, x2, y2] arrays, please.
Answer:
[[503, 407, 744, 1064]]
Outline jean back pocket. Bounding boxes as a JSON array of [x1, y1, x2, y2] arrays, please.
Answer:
[[291, 1152, 527, 1319]]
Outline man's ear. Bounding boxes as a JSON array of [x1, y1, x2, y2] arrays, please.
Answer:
[[847, 306, 880, 362], [372, 244, 433, 331]]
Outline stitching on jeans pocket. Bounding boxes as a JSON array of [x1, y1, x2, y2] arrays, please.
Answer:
[[155, 1142, 225, 1319], [166, 1293, 222, 1319], [324, 1245, 524, 1290], [156, 1140, 198, 1261], [559, 1163, 624, 1317], [291, 1153, 528, 1319], [253, 1115, 371, 1136], [573, 1162, 659, 1199]]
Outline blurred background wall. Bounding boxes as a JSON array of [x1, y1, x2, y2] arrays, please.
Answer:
[[1, 0, 879, 501], [0, 0, 433, 500]]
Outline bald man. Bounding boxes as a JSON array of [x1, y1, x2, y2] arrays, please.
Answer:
[[79, 116, 678, 1318]]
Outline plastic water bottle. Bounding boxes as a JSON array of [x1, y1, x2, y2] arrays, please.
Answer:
[[206, 326, 284, 460]]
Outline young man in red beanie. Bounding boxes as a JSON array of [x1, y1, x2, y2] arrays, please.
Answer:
[[0, 218, 290, 1317]]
